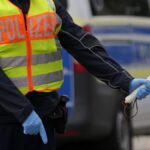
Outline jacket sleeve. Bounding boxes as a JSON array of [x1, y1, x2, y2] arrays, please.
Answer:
[[0, 68, 34, 123], [54, 1, 134, 94]]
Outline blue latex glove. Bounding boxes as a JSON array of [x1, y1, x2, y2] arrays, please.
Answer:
[[129, 79, 150, 100], [22, 111, 48, 144]]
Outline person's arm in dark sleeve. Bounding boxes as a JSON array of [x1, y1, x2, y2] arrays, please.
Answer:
[[55, 0, 134, 94], [0, 68, 34, 123]]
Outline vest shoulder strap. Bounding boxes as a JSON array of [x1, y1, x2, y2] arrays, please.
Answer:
[[45, 0, 56, 11]]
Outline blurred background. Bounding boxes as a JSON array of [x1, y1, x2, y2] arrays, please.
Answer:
[[57, 0, 150, 150]]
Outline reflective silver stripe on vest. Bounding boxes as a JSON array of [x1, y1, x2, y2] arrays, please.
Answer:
[[56, 14, 62, 27], [56, 38, 62, 51], [33, 70, 63, 86], [10, 70, 63, 87], [0, 50, 62, 68]]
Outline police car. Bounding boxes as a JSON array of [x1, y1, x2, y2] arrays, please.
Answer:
[[57, 0, 150, 150]]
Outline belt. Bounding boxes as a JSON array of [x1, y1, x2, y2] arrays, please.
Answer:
[[0, 91, 60, 124]]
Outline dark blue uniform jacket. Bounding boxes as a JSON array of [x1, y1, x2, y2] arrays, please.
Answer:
[[0, 0, 133, 123]]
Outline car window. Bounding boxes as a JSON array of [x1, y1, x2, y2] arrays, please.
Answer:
[[90, 0, 150, 17]]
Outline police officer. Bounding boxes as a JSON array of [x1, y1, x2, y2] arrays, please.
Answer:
[[0, 0, 149, 150]]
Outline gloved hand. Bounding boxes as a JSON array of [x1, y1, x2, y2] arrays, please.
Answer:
[[22, 111, 48, 144], [129, 78, 150, 100]]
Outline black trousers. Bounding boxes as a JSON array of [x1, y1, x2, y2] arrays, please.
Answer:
[[0, 91, 60, 150], [0, 119, 55, 150]]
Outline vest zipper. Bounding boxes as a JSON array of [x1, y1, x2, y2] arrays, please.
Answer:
[[21, 12, 33, 91], [26, 28, 33, 91]]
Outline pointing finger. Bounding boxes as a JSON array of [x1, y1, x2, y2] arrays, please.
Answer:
[[39, 124, 48, 144]]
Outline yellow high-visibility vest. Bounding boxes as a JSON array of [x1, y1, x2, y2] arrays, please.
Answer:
[[0, 0, 64, 94]]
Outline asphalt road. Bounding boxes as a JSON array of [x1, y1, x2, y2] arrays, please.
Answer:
[[133, 136, 150, 150]]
